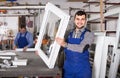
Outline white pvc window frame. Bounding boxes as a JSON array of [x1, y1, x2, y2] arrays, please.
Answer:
[[35, 2, 70, 69], [89, 7, 120, 78], [108, 12, 120, 78], [100, 36, 116, 78], [92, 34, 105, 78]]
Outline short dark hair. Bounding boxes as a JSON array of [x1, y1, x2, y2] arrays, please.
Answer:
[[20, 25, 26, 29], [74, 11, 86, 19]]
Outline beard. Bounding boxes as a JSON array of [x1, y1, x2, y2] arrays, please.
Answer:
[[75, 25, 84, 29]]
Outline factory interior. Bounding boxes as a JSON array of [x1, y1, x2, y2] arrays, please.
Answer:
[[0, 0, 120, 78]]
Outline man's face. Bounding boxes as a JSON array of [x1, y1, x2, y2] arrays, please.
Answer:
[[74, 15, 86, 29], [20, 28, 26, 33]]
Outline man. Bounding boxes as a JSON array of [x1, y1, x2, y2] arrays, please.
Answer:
[[13, 25, 33, 51], [56, 11, 94, 78]]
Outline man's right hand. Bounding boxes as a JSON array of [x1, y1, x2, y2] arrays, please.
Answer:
[[13, 46, 17, 50], [55, 37, 67, 47]]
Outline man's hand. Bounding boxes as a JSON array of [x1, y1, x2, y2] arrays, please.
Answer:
[[35, 51, 39, 55], [23, 46, 28, 51], [55, 37, 67, 47], [13, 46, 17, 50]]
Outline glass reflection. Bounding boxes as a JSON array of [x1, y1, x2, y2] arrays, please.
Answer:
[[106, 45, 113, 78], [89, 43, 96, 68], [40, 11, 60, 57]]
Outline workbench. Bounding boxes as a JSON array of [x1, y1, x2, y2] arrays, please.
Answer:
[[0, 51, 61, 78]]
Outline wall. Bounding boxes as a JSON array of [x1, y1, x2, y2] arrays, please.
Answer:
[[0, 17, 18, 40]]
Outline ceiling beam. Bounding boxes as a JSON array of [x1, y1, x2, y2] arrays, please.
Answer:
[[88, 21, 105, 24], [105, 2, 120, 5], [69, 7, 83, 10], [106, 31, 116, 33], [0, 5, 45, 10], [84, 2, 100, 4], [105, 16, 118, 20], [84, 1, 120, 5], [67, 0, 88, 2], [86, 11, 105, 14], [105, 16, 118, 19], [0, 13, 34, 16]]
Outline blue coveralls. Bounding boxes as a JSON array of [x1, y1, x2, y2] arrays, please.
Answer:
[[17, 32, 28, 48], [63, 29, 92, 78]]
